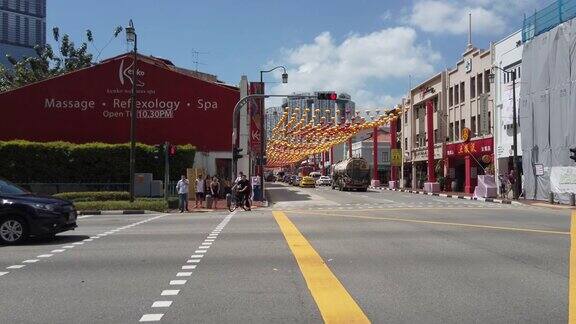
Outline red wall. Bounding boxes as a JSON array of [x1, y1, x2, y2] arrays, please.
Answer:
[[0, 55, 239, 151]]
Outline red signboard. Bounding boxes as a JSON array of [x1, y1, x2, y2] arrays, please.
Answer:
[[0, 53, 239, 151], [248, 82, 263, 154], [445, 137, 493, 157]]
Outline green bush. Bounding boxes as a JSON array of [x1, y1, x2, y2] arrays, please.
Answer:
[[0, 140, 196, 183], [74, 199, 168, 212], [53, 191, 130, 202]]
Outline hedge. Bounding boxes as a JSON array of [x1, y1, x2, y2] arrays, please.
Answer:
[[0, 140, 195, 183], [74, 199, 168, 212], [53, 191, 130, 202]]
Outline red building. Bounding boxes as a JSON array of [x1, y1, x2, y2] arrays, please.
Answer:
[[0, 53, 240, 177]]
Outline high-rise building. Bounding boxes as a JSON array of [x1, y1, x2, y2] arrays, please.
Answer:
[[0, 0, 46, 68]]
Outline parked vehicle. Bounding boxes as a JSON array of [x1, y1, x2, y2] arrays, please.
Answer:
[[331, 157, 370, 191], [309, 171, 322, 181], [292, 176, 301, 186], [316, 176, 332, 186], [0, 179, 77, 244], [265, 173, 276, 182], [300, 176, 316, 188]]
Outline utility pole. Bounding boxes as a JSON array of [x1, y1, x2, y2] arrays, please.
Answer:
[[511, 70, 521, 199], [164, 141, 170, 200]]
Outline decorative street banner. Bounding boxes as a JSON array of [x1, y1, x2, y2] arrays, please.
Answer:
[[0, 53, 240, 151], [248, 82, 264, 155], [391, 148, 402, 166], [478, 93, 489, 135]]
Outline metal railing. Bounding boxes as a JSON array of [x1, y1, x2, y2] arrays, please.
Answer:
[[523, 0, 576, 42]]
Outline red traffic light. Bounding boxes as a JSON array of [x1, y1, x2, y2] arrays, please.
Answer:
[[317, 92, 337, 100]]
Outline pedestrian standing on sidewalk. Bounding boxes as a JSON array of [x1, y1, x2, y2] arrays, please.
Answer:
[[210, 176, 221, 209], [176, 175, 189, 213], [195, 174, 205, 208]]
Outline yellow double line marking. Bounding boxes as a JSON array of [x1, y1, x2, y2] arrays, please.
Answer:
[[570, 211, 576, 324], [273, 211, 370, 323]]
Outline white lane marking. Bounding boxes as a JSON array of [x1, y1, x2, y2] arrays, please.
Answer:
[[194, 250, 207, 254], [0, 272, 8, 276], [6, 265, 25, 269], [151, 301, 172, 308], [37, 254, 53, 258], [190, 254, 204, 258], [169, 280, 187, 285], [205, 239, 215, 242], [72, 242, 84, 245], [161, 290, 180, 296], [181, 265, 196, 270], [63, 245, 75, 248], [83, 239, 93, 242], [139, 314, 164, 322], [186, 259, 201, 263], [50, 249, 65, 253], [22, 259, 39, 263], [201, 242, 212, 246], [176, 272, 193, 277], [77, 215, 94, 219]]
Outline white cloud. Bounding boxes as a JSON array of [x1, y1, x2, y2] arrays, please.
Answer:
[[269, 27, 440, 109], [406, 0, 539, 35]]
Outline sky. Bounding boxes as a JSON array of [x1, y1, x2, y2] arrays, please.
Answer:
[[47, 0, 546, 109]]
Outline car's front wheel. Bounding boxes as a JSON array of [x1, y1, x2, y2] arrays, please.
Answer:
[[0, 216, 28, 245]]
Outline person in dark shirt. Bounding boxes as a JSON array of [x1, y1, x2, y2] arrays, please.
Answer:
[[236, 174, 252, 210]]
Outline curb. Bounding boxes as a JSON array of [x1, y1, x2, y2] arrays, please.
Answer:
[[78, 210, 147, 215], [369, 186, 513, 205]]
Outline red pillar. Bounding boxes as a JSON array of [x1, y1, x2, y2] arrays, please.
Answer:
[[464, 155, 472, 194], [373, 126, 379, 181], [330, 146, 334, 166], [348, 137, 353, 158], [426, 100, 436, 182], [390, 119, 398, 182]]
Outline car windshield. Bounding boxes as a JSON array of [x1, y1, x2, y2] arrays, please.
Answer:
[[0, 179, 28, 195]]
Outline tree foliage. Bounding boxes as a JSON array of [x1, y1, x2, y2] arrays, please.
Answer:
[[0, 26, 123, 92]]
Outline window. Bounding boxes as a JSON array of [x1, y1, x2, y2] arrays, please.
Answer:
[[15, 14, 20, 45], [461, 119, 466, 131], [470, 76, 476, 98], [404, 110, 407, 123], [517, 66, 521, 79], [488, 111, 491, 134], [477, 114, 481, 135], [24, 17, 28, 45], [484, 71, 490, 92], [460, 82, 465, 102], [454, 84, 459, 104], [477, 73, 483, 95], [434, 129, 439, 143], [449, 122, 454, 142], [404, 138, 408, 150], [382, 151, 389, 162], [471, 116, 476, 136], [455, 121, 460, 140], [449, 87, 453, 106], [415, 134, 419, 147]]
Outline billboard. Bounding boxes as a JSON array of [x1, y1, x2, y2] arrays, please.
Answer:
[[0, 54, 239, 151], [248, 82, 263, 155]]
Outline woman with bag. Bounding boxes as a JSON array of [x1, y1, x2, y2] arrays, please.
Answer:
[[210, 176, 221, 209]]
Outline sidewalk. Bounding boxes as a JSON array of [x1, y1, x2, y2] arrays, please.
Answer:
[[370, 186, 513, 205]]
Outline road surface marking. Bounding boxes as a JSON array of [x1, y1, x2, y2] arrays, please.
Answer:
[[294, 211, 569, 236], [22, 259, 39, 263], [6, 265, 25, 269], [37, 254, 53, 258], [138, 211, 236, 323], [570, 210, 576, 324], [151, 301, 172, 308], [139, 314, 164, 322], [289, 206, 504, 213], [62, 245, 75, 248], [273, 211, 370, 323], [176, 272, 192, 277], [0, 272, 8, 276], [50, 249, 65, 253]]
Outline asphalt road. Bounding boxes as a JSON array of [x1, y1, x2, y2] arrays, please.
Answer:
[[0, 183, 571, 323]]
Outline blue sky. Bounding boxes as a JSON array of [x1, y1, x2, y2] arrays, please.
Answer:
[[47, 0, 546, 108]]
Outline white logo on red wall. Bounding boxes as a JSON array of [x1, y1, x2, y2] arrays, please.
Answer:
[[119, 59, 145, 87]]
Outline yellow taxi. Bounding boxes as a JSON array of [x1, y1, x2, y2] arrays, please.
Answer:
[[299, 176, 316, 188]]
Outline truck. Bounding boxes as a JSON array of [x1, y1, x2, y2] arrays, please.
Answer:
[[331, 157, 371, 191]]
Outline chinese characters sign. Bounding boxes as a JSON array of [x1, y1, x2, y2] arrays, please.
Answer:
[[445, 138, 493, 157]]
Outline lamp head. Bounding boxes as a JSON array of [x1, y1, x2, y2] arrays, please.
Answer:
[[126, 19, 136, 43]]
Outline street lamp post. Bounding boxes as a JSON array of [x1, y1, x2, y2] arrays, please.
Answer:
[[490, 66, 521, 200], [126, 20, 137, 203], [258, 66, 288, 201]]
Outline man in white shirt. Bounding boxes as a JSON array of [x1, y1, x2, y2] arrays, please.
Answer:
[[176, 175, 190, 213], [195, 174, 205, 208]]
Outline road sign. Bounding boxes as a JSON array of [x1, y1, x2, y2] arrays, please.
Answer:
[[391, 149, 402, 166]]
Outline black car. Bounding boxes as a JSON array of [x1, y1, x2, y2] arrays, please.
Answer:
[[0, 179, 77, 244]]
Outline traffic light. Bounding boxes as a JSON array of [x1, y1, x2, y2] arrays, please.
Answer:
[[169, 144, 177, 157], [570, 147, 576, 163], [233, 147, 243, 160], [317, 92, 337, 100], [154, 144, 164, 159]]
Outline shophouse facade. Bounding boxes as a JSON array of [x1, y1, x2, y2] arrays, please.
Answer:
[[444, 45, 494, 193]]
